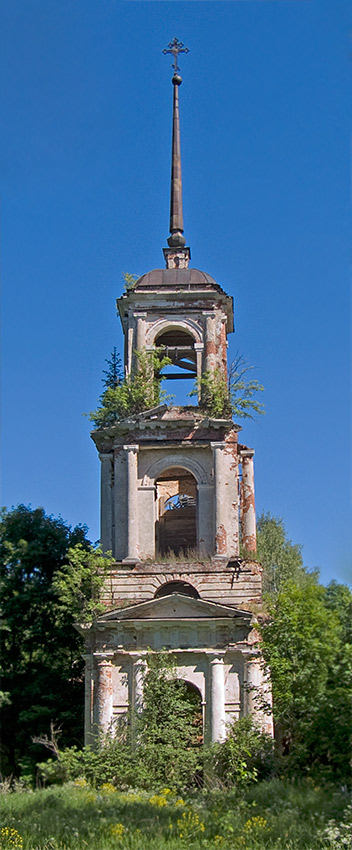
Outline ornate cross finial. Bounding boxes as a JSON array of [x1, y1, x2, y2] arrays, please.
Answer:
[[162, 37, 189, 74]]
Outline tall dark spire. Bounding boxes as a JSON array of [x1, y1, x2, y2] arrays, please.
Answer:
[[168, 74, 185, 248], [163, 39, 190, 269]]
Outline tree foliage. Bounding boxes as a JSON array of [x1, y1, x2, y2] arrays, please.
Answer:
[[256, 512, 307, 596], [190, 354, 265, 420], [0, 506, 110, 777], [102, 347, 123, 390], [257, 515, 352, 781], [122, 272, 139, 292], [37, 657, 270, 792], [89, 348, 173, 428], [228, 354, 265, 419]]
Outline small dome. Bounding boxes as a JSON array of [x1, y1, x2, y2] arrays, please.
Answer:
[[134, 268, 218, 289]]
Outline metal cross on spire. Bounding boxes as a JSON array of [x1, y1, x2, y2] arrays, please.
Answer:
[[162, 37, 189, 74]]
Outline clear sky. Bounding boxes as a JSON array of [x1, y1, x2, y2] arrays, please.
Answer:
[[1, 0, 350, 585]]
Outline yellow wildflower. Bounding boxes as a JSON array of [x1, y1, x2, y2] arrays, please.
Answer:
[[176, 809, 206, 840], [243, 815, 269, 834], [100, 782, 117, 793], [149, 793, 169, 807], [73, 777, 88, 787], [0, 827, 23, 849], [109, 823, 126, 839]]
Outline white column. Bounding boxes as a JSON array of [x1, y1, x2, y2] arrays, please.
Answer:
[[135, 314, 147, 351], [194, 342, 204, 402], [138, 485, 156, 559], [210, 655, 226, 742], [197, 483, 214, 557], [127, 326, 134, 376], [83, 654, 93, 746], [96, 656, 114, 734], [132, 657, 147, 713], [204, 311, 217, 374], [123, 444, 139, 562], [241, 450, 256, 553], [245, 656, 274, 735], [99, 453, 113, 554], [114, 448, 127, 560], [211, 442, 227, 557]]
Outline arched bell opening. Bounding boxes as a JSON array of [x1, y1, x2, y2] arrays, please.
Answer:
[[154, 580, 199, 599], [155, 467, 197, 556], [155, 328, 199, 406]]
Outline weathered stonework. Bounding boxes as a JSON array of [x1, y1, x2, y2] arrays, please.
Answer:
[[78, 59, 273, 746]]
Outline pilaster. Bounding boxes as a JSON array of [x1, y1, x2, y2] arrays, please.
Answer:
[[99, 453, 113, 553], [123, 445, 139, 562], [241, 450, 256, 552], [211, 442, 227, 558]]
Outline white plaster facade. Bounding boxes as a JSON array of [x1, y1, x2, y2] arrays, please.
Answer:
[[78, 595, 273, 745]]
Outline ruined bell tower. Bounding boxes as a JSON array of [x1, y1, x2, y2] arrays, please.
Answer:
[[78, 40, 272, 744]]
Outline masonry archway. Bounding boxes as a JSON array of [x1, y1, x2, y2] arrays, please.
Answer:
[[154, 580, 199, 599], [174, 680, 204, 746], [155, 466, 197, 556]]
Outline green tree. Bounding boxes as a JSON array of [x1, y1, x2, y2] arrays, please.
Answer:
[[306, 581, 352, 781], [135, 653, 203, 789], [102, 347, 123, 390], [260, 575, 344, 775], [189, 353, 265, 420], [122, 272, 139, 291], [89, 348, 173, 428], [256, 513, 307, 596], [0, 506, 109, 777]]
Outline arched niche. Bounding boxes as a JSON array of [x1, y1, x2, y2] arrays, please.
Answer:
[[155, 580, 200, 599]]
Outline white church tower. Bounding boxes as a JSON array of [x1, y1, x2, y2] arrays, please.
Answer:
[[77, 39, 272, 744]]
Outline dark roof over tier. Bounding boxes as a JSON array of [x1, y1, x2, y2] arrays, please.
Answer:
[[134, 268, 218, 289]]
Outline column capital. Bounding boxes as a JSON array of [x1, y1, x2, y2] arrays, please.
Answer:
[[209, 653, 226, 664], [99, 452, 113, 461], [123, 444, 139, 453], [194, 342, 204, 351], [93, 651, 115, 663], [211, 441, 226, 451], [240, 449, 255, 460]]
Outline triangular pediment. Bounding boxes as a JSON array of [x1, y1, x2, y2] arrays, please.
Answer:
[[97, 593, 252, 622]]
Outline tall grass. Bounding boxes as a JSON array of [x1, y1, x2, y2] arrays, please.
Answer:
[[0, 779, 350, 850]]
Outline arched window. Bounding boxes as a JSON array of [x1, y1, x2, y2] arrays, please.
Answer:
[[155, 580, 199, 599]]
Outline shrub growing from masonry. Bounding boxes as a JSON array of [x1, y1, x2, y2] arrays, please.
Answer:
[[89, 348, 173, 427]]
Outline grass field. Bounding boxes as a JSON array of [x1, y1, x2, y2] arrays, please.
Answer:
[[0, 779, 350, 850]]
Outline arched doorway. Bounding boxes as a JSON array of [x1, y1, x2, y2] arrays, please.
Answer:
[[155, 467, 197, 556], [175, 680, 204, 747]]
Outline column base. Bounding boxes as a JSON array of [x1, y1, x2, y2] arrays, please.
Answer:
[[122, 557, 141, 566]]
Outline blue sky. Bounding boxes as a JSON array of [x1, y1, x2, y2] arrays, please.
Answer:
[[1, 0, 350, 585]]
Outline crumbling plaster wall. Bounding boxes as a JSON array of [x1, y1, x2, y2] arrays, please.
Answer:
[[103, 561, 262, 610]]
